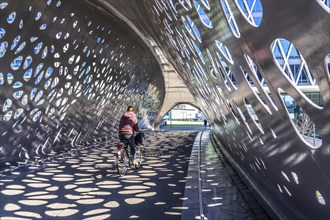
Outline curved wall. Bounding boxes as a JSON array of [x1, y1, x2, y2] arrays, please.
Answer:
[[140, 0, 329, 219], [0, 0, 164, 164], [0, 0, 329, 219]]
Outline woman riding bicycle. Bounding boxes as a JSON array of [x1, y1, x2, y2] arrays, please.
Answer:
[[118, 105, 140, 168]]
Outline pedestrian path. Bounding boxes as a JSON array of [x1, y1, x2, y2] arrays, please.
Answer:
[[0, 130, 268, 219], [0, 131, 197, 219], [181, 130, 269, 220]]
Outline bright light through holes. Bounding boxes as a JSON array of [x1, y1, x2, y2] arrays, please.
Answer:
[[220, 0, 240, 37], [272, 38, 324, 108], [279, 92, 322, 149], [235, 0, 263, 26]]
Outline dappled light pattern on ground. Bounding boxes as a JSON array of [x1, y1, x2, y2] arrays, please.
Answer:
[[0, 131, 197, 219], [182, 131, 267, 220]]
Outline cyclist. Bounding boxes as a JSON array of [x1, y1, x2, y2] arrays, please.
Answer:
[[118, 105, 140, 168]]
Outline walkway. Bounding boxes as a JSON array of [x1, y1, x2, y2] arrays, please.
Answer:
[[181, 130, 269, 220], [0, 129, 267, 219]]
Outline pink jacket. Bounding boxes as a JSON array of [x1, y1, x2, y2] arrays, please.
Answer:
[[119, 111, 139, 134]]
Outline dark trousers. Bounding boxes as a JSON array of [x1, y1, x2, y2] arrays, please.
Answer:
[[119, 134, 136, 160]]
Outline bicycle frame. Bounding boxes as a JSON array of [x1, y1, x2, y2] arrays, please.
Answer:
[[116, 141, 130, 176], [116, 133, 144, 175]]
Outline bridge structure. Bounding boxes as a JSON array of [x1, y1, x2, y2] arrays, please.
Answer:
[[0, 0, 329, 219]]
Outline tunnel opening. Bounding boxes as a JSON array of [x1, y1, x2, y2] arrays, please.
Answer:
[[160, 103, 208, 128]]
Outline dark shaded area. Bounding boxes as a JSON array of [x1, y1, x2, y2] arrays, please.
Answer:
[[0, 131, 197, 219]]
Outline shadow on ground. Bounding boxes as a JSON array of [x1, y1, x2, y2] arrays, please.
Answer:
[[0, 130, 198, 220]]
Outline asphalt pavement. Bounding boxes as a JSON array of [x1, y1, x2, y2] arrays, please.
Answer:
[[0, 130, 198, 220], [0, 128, 266, 219]]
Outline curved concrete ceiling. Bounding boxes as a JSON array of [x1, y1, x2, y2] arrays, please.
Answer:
[[93, 0, 199, 127]]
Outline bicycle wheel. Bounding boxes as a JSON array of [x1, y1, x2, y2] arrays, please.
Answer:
[[134, 144, 143, 168], [117, 148, 130, 176]]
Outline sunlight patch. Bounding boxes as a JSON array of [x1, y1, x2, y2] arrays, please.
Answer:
[[76, 199, 104, 205], [125, 198, 145, 205], [103, 201, 120, 208], [83, 208, 110, 216], [18, 200, 48, 206], [4, 203, 21, 211]]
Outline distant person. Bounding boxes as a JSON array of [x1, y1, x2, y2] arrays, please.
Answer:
[[119, 105, 140, 168], [204, 119, 207, 128]]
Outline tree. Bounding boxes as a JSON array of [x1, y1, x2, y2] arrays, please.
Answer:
[[295, 110, 314, 137]]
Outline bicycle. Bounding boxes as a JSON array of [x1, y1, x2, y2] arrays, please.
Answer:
[[116, 132, 144, 176]]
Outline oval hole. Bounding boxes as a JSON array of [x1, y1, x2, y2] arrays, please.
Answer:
[[34, 42, 43, 54], [235, 0, 263, 26], [272, 38, 324, 108], [23, 69, 33, 81], [279, 91, 322, 148], [3, 99, 12, 112], [220, 0, 240, 37], [244, 98, 264, 133], [0, 41, 8, 58], [194, 0, 212, 28], [3, 111, 13, 121], [13, 81, 23, 89], [42, 46, 48, 59], [7, 12, 16, 24], [19, 19, 24, 29], [0, 72, 3, 85], [10, 56, 23, 71], [39, 23, 47, 30], [15, 41, 26, 54], [56, 1, 62, 8], [7, 73, 14, 84], [11, 36, 20, 51], [13, 90, 23, 99], [23, 55, 33, 69], [316, 190, 326, 205], [35, 12, 42, 21], [14, 108, 24, 119], [0, 27, 5, 39]]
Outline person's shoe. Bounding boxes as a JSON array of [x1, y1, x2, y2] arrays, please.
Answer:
[[132, 160, 138, 168]]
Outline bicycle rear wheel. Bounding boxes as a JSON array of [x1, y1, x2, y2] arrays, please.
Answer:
[[134, 144, 143, 168], [117, 149, 130, 176]]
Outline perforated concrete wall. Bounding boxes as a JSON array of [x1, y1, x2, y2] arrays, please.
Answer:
[[140, 0, 329, 219], [0, 0, 164, 163], [0, 0, 329, 219]]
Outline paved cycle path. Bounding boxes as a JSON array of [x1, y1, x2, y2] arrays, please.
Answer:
[[1, 129, 267, 219], [0, 130, 198, 220]]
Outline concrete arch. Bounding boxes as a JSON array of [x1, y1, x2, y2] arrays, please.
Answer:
[[153, 63, 199, 128], [94, 0, 199, 130], [154, 101, 202, 129]]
